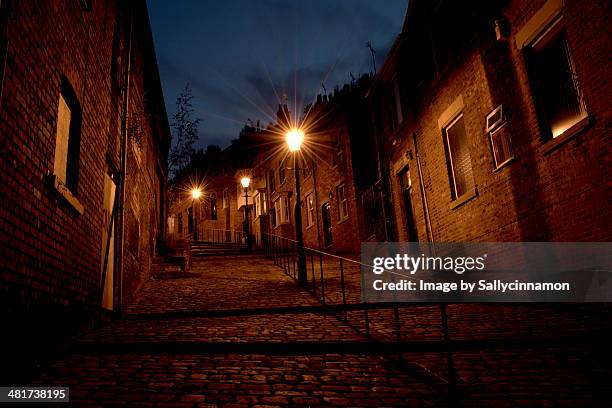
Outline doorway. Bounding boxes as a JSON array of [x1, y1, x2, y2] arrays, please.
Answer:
[[322, 202, 333, 247], [100, 172, 116, 310]]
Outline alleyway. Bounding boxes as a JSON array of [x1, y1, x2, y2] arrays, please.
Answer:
[[30, 254, 612, 407]]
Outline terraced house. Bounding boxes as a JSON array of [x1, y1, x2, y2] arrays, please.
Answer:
[[0, 0, 170, 372], [370, 0, 611, 243]]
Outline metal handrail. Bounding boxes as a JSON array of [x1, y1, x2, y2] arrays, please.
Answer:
[[258, 231, 456, 390]]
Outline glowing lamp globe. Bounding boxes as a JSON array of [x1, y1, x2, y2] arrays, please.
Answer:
[[240, 177, 251, 189], [191, 188, 202, 199], [286, 128, 304, 152]]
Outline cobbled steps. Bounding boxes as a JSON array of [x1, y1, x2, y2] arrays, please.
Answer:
[[29, 253, 612, 407]]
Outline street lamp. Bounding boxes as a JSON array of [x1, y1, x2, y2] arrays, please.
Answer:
[[241, 177, 252, 251], [191, 188, 202, 241], [285, 128, 308, 288]]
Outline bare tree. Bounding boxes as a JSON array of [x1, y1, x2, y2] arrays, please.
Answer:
[[168, 83, 201, 181]]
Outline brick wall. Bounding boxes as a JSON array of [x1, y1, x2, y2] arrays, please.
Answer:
[[385, 0, 611, 244], [0, 0, 169, 346]]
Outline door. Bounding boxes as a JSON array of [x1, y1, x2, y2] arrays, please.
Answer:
[[322, 202, 333, 247], [100, 173, 116, 310], [399, 167, 418, 241]]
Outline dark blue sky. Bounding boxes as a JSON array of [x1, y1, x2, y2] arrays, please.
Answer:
[[147, 0, 408, 149]]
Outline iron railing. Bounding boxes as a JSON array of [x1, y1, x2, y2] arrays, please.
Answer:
[[193, 229, 456, 388], [259, 232, 456, 389], [201, 228, 245, 245]]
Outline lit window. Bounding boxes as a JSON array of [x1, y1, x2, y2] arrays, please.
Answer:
[[336, 184, 348, 221], [53, 80, 82, 193], [444, 114, 474, 199], [306, 193, 315, 227], [526, 18, 587, 140]]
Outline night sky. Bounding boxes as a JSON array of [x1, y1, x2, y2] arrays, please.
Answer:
[[147, 0, 408, 149]]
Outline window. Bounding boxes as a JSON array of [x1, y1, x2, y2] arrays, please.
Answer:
[[526, 18, 587, 140], [210, 193, 217, 220], [261, 191, 267, 215], [486, 105, 513, 169], [54, 80, 82, 193], [443, 114, 474, 199], [222, 188, 229, 208], [281, 196, 291, 223], [254, 191, 267, 217], [306, 193, 315, 227], [274, 196, 290, 225], [336, 184, 349, 221], [188, 207, 193, 233]]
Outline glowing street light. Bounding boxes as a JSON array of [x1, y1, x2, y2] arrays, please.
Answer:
[[241, 176, 252, 251], [285, 129, 308, 288], [191, 188, 202, 241], [191, 188, 202, 199], [286, 128, 304, 152]]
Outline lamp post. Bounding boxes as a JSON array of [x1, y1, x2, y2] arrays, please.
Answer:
[[240, 177, 252, 251], [286, 128, 308, 288], [191, 188, 202, 241]]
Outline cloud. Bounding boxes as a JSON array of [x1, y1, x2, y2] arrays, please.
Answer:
[[148, 0, 407, 148]]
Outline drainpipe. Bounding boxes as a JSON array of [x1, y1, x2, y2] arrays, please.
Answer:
[[116, 4, 133, 314], [412, 131, 433, 243]]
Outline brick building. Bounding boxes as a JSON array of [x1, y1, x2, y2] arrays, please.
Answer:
[[370, 0, 611, 244], [0, 0, 170, 361], [169, 0, 610, 258], [169, 87, 369, 254]]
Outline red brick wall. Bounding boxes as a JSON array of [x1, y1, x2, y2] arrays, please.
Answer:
[[386, 0, 611, 243], [0, 0, 168, 323]]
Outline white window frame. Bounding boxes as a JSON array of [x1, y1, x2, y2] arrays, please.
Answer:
[[486, 105, 513, 170]]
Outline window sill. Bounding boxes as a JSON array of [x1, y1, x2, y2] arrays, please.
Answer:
[[540, 115, 592, 156], [449, 188, 478, 210], [49, 174, 84, 215], [493, 157, 515, 172]]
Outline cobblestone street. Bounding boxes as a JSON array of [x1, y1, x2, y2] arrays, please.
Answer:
[[30, 254, 612, 407]]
